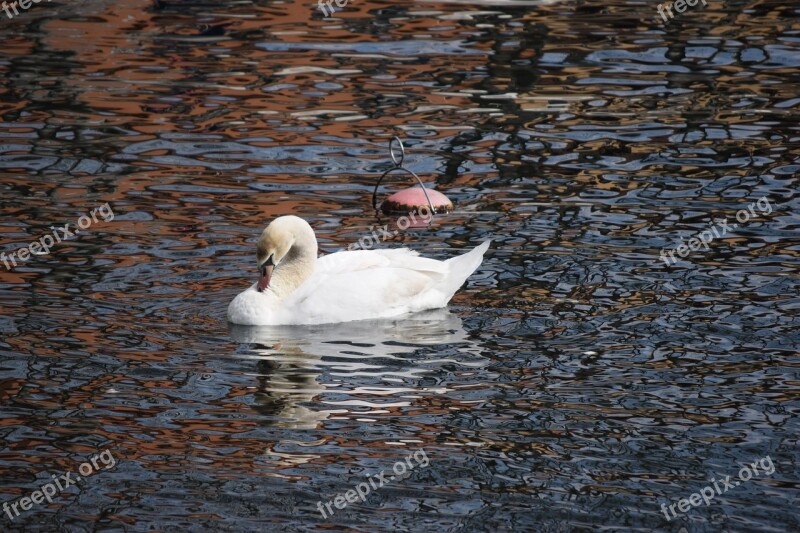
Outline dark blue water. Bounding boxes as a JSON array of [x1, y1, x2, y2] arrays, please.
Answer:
[[0, 0, 798, 531]]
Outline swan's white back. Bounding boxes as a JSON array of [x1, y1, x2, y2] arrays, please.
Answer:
[[227, 217, 490, 326]]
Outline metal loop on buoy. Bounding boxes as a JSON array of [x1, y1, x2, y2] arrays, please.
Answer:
[[389, 136, 405, 168], [372, 137, 435, 217]]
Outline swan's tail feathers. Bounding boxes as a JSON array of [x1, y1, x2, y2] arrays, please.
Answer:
[[440, 240, 491, 301]]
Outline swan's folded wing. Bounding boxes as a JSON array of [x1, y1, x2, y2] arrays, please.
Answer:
[[371, 249, 450, 275], [283, 249, 450, 322], [315, 248, 449, 276]]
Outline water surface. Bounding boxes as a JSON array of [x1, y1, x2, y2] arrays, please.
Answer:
[[0, 0, 798, 531]]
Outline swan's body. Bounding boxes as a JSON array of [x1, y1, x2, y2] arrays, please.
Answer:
[[227, 216, 490, 326]]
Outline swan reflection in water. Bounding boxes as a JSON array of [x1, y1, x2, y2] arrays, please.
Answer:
[[228, 309, 482, 429]]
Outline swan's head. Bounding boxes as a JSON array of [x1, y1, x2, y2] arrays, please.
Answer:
[[255, 216, 316, 292]]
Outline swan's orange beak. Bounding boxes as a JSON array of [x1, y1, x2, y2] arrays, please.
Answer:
[[257, 264, 273, 292], [257, 256, 274, 292]]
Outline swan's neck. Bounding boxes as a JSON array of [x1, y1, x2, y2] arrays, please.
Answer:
[[268, 240, 316, 299]]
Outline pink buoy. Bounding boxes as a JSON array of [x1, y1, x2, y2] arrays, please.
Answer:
[[382, 186, 453, 215], [372, 137, 454, 217]]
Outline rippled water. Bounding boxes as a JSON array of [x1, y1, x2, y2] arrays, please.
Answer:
[[1, 0, 799, 531]]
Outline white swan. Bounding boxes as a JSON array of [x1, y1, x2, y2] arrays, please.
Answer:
[[227, 215, 490, 326]]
